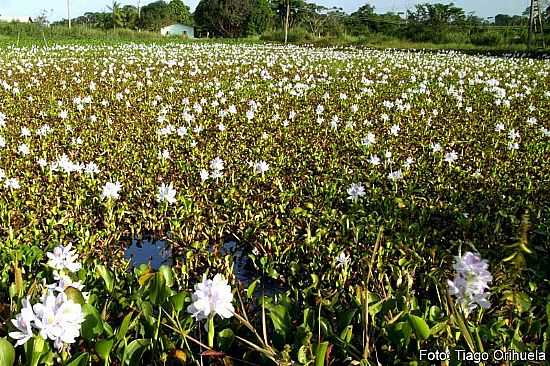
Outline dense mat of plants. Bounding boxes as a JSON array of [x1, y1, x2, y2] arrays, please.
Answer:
[[0, 43, 548, 365]]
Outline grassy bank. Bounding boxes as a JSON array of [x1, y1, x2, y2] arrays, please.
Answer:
[[0, 22, 187, 46]]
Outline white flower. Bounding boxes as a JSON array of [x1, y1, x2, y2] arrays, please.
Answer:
[[495, 123, 505, 132], [177, 126, 188, 137], [101, 181, 122, 200], [336, 252, 350, 268], [246, 109, 255, 120], [448, 252, 492, 316], [84, 162, 99, 175], [33, 292, 84, 351], [187, 274, 234, 321], [51, 154, 82, 174], [390, 124, 400, 136], [527, 117, 537, 126], [37, 124, 52, 137], [444, 151, 458, 164], [347, 183, 365, 202], [59, 110, 68, 119], [211, 169, 223, 180], [18, 143, 30, 156], [218, 123, 226, 131], [9, 298, 35, 347], [403, 157, 415, 169], [430, 142, 442, 153], [387, 170, 403, 181], [253, 160, 269, 175], [508, 129, 520, 141], [5, 177, 20, 189], [361, 132, 376, 147], [46, 243, 82, 273], [20, 127, 31, 137], [200, 169, 209, 182], [368, 155, 380, 166], [159, 149, 170, 160], [157, 183, 177, 204], [47, 272, 85, 294], [0, 136, 5, 148], [210, 157, 224, 172]]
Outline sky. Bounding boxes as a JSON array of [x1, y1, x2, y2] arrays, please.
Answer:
[[0, 0, 528, 22]]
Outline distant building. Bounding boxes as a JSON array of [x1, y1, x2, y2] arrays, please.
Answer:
[[160, 23, 194, 38], [0, 15, 33, 23]]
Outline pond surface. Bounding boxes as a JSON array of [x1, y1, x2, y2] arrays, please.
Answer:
[[123, 236, 285, 295], [124, 237, 172, 270]]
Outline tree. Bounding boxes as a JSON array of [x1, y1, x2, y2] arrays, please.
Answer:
[[494, 14, 527, 26], [271, 0, 306, 29], [35, 9, 51, 26], [407, 3, 466, 27], [107, 1, 123, 29], [140, 1, 174, 31], [347, 4, 375, 34], [195, 0, 253, 37], [247, 0, 274, 35], [169, 0, 192, 24], [120, 5, 139, 29], [301, 3, 329, 37]]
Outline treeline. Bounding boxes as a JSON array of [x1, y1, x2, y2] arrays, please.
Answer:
[[47, 1, 550, 46], [53, 0, 191, 31]]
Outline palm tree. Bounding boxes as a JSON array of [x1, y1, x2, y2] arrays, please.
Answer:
[[107, 1, 123, 29]]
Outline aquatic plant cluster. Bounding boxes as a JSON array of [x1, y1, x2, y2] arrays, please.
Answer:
[[0, 43, 549, 365]]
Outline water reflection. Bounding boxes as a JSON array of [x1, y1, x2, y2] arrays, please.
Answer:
[[124, 237, 172, 270]]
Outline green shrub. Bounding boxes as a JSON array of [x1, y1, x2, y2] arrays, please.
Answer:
[[261, 27, 315, 43], [470, 31, 505, 46]]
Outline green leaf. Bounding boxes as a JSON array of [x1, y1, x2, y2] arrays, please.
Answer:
[[217, 328, 234, 351], [246, 279, 260, 299], [64, 287, 85, 305], [298, 345, 309, 364], [314, 342, 329, 366], [503, 291, 532, 313], [116, 312, 134, 343], [208, 315, 215, 348], [339, 325, 353, 343], [96, 338, 114, 361], [149, 273, 169, 305], [96, 265, 114, 293], [158, 265, 174, 288], [169, 292, 186, 314], [26, 336, 46, 366], [0, 338, 15, 366], [81, 304, 104, 340], [122, 339, 151, 366], [65, 353, 89, 366], [407, 314, 431, 340], [269, 304, 291, 340]]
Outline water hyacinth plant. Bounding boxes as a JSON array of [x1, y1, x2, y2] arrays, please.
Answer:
[[0, 42, 549, 365], [448, 251, 493, 316]]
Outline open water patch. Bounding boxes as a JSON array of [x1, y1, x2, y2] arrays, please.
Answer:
[[124, 237, 172, 270]]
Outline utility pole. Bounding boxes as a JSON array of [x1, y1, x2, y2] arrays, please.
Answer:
[[528, 0, 546, 49], [284, 0, 290, 44], [67, 0, 71, 29]]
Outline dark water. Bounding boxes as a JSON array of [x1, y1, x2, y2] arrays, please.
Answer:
[[123, 236, 284, 295], [124, 237, 172, 270]]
